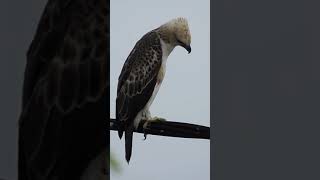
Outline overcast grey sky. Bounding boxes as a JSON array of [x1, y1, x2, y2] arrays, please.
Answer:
[[110, 0, 210, 180]]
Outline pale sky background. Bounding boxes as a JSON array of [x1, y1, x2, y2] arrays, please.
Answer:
[[110, 0, 210, 180]]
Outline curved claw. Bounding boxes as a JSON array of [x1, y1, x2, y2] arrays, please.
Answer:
[[142, 120, 149, 140], [141, 117, 166, 141]]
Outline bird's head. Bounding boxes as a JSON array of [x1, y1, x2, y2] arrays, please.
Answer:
[[158, 17, 192, 53]]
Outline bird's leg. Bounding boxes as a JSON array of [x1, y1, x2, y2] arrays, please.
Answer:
[[143, 110, 152, 120], [141, 110, 151, 140], [142, 110, 166, 140]]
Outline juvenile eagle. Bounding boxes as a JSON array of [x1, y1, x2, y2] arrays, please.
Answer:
[[116, 17, 192, 163]]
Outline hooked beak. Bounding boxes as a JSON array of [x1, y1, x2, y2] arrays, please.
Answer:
[[177, 39, 191, 53], [182, 44, 191, 54], [185, 45, 191, 54]]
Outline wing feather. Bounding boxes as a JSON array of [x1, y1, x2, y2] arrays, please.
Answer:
[[19, 0, 108, 179], [116, 31, 162, 131]]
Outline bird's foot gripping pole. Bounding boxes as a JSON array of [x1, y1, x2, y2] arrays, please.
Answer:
[[142, 117, 167, 140], [110, 117, 210, 140]]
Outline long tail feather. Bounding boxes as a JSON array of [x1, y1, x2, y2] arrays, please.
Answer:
[[125, 127, 134, 163]]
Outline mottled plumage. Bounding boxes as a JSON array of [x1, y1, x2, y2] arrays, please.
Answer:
[[116, 17, 191, 163]]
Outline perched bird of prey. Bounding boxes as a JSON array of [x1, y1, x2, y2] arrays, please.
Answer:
[[116, 17, 192, 163], [18, 0, 108, 179]]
